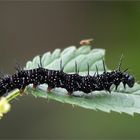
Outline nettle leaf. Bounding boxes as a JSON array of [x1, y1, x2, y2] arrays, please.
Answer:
[[25, 45, 140, 115]]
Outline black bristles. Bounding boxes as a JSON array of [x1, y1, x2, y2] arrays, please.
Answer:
[[96, 65, 99, 75], [60, 59, 64, 72], [75, 61, 78, 74], [38, 55, 43, 68], [117, 54, 123, 71], [0, 58, 135, 97], [102, 59, 106, 73], [87, 63, 90, 75]]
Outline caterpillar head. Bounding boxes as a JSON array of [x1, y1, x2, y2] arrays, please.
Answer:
[[116, 55, 135, 88], [123, 73, 135, 88]]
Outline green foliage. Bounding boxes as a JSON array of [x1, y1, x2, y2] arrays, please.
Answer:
[[25, 45, 140, 115]]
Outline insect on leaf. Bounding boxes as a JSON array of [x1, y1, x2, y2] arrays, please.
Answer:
[[25, 45, 140, 115]]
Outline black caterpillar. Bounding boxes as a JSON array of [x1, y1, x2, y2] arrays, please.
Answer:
[[0, 56, 135, 97]]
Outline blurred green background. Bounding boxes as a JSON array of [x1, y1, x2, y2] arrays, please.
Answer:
[[0, 1, 140, 139]]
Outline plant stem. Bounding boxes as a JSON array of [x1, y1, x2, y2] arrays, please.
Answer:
[[6, 89, 20, 102]]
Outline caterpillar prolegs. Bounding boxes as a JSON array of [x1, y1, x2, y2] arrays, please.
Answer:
[[0, 56, 135, 97]]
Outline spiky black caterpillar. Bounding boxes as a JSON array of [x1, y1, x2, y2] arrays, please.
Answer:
[[0, 57, 135, 97]]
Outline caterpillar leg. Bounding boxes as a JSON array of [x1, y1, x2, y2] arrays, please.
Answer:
[[47, 86, 52, 93], [33, 84, 37, 89], [123, 82, 126, 89], [19, 87, 25, 96], [106, 89, 111, 94], [115, 85, 119, 90], [67, 92, 73, 96]]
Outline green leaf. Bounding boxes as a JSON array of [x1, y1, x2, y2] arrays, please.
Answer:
[[25, 45, 140, 115]]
